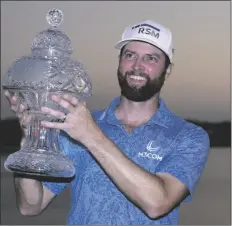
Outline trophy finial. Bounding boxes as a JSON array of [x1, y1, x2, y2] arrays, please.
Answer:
[[46, 8, 63, 28]]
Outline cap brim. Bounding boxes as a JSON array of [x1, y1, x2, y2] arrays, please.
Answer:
[[115, 37, 161, 50], [115, 37, 172, 62]]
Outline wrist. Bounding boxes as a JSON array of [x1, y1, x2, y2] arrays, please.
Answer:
[[82, 126, 106, 150], [76, 120, 103, 147]]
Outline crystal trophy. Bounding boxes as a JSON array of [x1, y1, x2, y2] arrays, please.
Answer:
[[2, 9, 92, 178]]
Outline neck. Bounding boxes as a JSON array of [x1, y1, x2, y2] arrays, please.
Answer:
[[115, 94, 160, 126]]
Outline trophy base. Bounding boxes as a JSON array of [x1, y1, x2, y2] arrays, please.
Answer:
[[4, 149, 75, 178]]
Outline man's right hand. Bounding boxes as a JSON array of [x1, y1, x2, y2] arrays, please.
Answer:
[[5, 91, 32, 146], [5, 91, 32, 128]]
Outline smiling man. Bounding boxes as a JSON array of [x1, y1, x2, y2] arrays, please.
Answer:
[[8, 20, 210, 225]]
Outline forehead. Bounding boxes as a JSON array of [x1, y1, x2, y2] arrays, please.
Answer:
[[123, 41, 164, 56]]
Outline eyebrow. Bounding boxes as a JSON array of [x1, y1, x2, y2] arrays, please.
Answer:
[[124, 49, 162, 58], [123, 49, 136, 55], [148, 53, 162, 59]]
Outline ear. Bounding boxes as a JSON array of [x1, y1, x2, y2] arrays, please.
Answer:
[[165, 63, 174, 80]]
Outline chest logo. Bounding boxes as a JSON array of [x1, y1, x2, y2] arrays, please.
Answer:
[[138, 141, 163, 161], [146, 141, 160, 152]]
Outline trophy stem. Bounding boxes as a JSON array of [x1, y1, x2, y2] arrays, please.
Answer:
[[22, 117, 60, 154]]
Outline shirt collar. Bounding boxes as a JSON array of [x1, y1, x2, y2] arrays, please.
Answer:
[[99, 96, 172, 128]]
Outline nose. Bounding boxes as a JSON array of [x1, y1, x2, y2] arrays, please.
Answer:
[[132, 58, 144, 71]]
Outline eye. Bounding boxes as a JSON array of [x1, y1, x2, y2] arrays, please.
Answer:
[[146, 55, 158, 62], [124, 52, 136, 59]]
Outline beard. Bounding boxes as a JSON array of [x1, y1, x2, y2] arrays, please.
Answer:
[[117, 68, 166, 102]]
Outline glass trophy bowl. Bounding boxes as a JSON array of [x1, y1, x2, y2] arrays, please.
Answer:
[[2, 9, 92, 178]]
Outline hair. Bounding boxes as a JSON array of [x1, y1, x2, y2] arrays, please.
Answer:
[[119, 42, 171, 72]]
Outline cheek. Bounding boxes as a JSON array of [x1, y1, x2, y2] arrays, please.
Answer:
[[148, 64, 165, 77], [119, 60, 132, 73]]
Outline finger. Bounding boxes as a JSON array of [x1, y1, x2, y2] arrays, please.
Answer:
[[5, 91, 27, 113], [62, 94, 79, 106], [40, 120, 68, 130], [41, 106, 66, 120], [59, 94, 87, 108], [5, 91, 17, 104], [51, 95, 76, 113], [20, 113, 33, 127], [19, 104, 26, 112], [10, 103, 25, 114]]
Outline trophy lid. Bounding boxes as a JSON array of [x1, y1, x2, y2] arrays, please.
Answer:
[[31, 9, 73, 58], [3, 9, 92, 100]]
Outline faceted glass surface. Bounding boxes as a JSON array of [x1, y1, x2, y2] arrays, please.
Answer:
[[3, 9, 92, 178]]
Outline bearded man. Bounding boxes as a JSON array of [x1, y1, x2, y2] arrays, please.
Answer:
[[6, 20, 210, 225]]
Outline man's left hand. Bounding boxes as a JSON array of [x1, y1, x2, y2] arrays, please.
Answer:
[[41, 94, 98, 144]]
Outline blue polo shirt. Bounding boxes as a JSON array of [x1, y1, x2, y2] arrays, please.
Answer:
[[42, 96, 210, 225]]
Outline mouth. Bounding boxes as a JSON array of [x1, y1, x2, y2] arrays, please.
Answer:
[[127, 75, 147, 86], [129, 75, 146, 81]]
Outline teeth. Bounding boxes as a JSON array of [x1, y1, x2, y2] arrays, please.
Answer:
[[130, 75, 146, 81]]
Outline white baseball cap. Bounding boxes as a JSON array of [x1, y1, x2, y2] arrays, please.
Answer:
[[115, 20, 174, 63]]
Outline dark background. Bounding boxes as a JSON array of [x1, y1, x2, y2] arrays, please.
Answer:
[[0, 118, 230, 154]]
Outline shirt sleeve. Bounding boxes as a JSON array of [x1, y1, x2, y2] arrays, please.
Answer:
[[41, 131, 75, 196], [155, 123, 210, 202]]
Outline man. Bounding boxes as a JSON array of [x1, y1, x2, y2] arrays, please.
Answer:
[[6, 20, 210, 225]]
